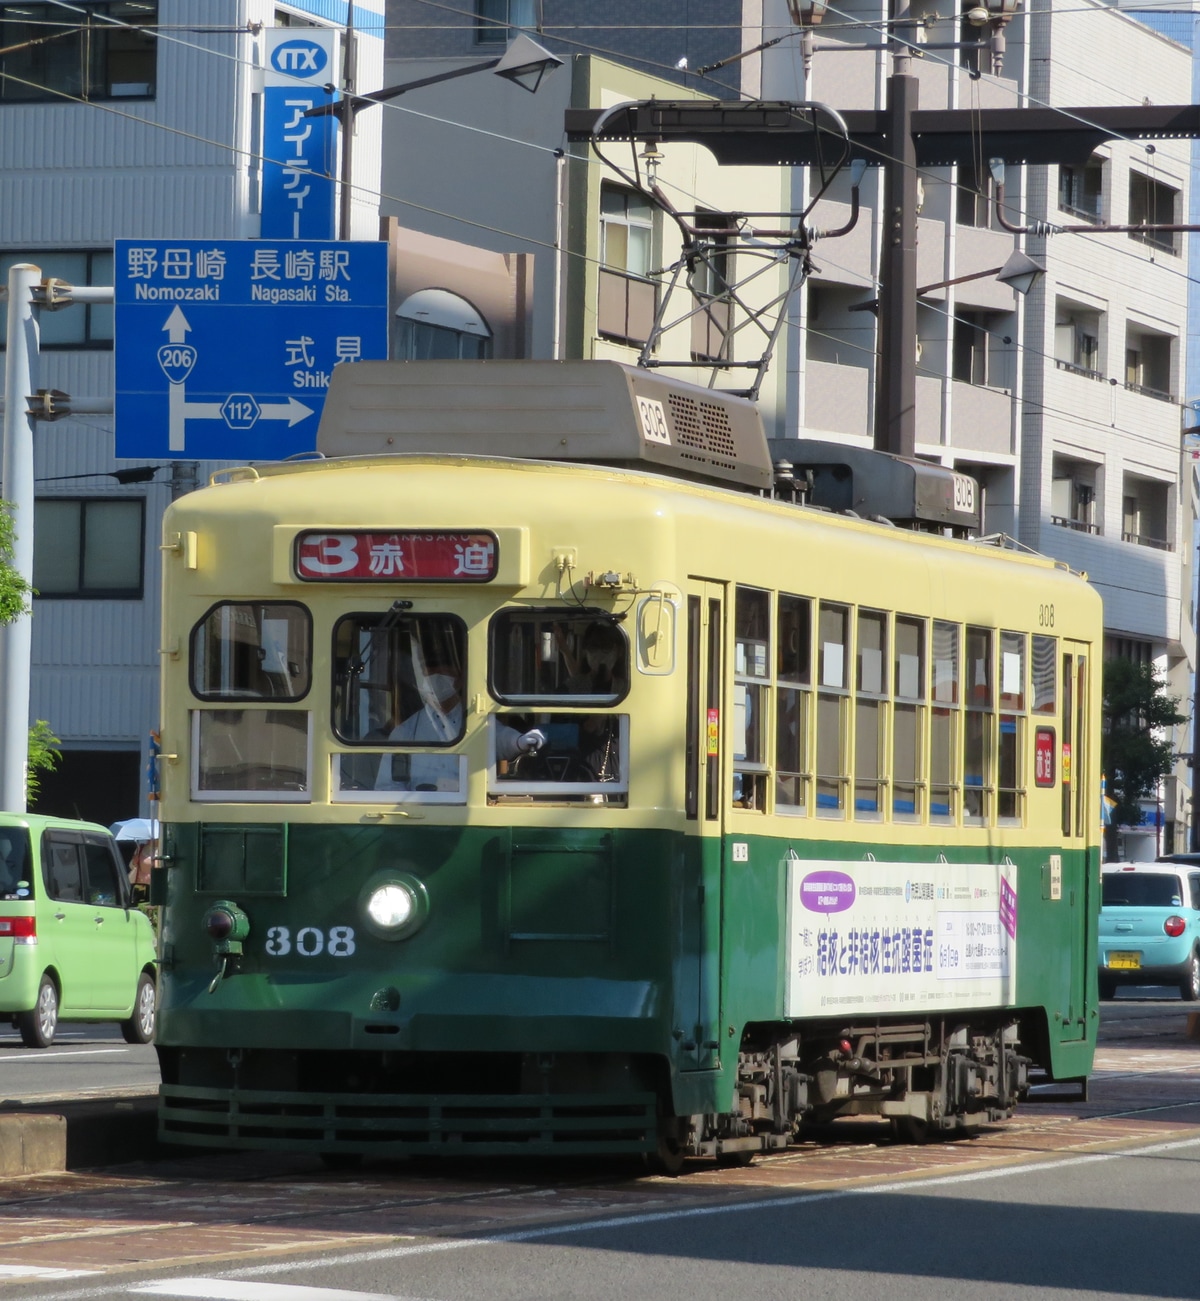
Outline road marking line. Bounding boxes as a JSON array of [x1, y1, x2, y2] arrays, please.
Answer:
[[0, 1267, 98, 1280], [131, 1280, 397, 1301], [0, 1048, 127, 1063]]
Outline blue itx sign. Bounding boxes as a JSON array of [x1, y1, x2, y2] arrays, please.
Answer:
[[262, 28, 338, 240], [114, 238, 388, 460]]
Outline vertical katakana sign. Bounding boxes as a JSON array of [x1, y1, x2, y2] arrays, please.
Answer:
[[262, 29, 338, 240]]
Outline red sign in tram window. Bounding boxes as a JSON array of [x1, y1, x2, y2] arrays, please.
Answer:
[[295, 531, 498, 582], [1034, 726, 1056, 787]]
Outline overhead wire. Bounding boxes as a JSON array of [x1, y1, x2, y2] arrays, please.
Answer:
[[10, 0, 1200, 419]]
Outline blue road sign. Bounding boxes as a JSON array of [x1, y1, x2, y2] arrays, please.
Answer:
[[114, 239, 388, 459]]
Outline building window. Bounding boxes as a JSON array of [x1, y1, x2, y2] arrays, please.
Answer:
[[1053, 301, 1102, 380], [475, 0, 536, 44], [0, 3, 156, 103], [690, 211, 733, 364], [1128, 172, 1179, 254], [1124, 326, 1174, 402], [395, 289, 492, 360], [1050, 454, 1100, 535], [1122, 474, 1172, 551], [952, 311, 1011, 388], [33, 498, 144, 598], [0, 250, 113, 349], [598, 184, 657, 347], [1058, 156, 1103, 222], [274, 8, 321, 25]]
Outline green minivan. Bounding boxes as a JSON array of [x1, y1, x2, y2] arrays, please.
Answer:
[[0, 814, 158, 1047]]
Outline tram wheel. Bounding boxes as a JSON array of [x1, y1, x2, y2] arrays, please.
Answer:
[[643, 1119, 687, 1176], [716, 1148, 758, 1168], [891, 1116, 932, 1145]]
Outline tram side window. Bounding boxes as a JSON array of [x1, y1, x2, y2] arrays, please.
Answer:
[[964, 627, 992, 819], [1032, 635, 1057, 713], [489, 610, 628, 703], [892, 615, 925, 820], [931, 620, 960, 822], [817, 602, 850, 816], [998, 631, 1027, 823], [733, 586, 770, 811], [191, 603, 311, 700], [964, 626, 994, 823], [776, 593, 812, 813], [854, 609, 887, 819]]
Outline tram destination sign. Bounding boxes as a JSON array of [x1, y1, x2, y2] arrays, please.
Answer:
[[114, 239, 388, 460], [295, 531, 499, 582]]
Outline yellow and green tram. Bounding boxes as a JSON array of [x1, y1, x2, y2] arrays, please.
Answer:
[[154, 360, 1103, 1167]]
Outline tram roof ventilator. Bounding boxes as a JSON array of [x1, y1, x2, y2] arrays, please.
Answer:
[[316, 360, 980, 535]]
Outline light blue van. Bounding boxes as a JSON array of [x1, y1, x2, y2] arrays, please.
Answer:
[[1099, 862, 1200, 1000]]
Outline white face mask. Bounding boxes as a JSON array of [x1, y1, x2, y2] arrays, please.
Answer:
[[421, 673, 459, 709], [587, 650, 618, 672]]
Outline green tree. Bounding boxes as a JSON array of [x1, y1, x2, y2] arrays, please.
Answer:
[[0, 501, 60, 805], [1102, 657, 1187, 854], [0, 503, 29, 623]]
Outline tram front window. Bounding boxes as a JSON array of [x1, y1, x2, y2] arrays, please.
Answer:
[[490, 712, 628, 804], [490, 610, 628, 704], [332, 612, 468, 797], [191, 602, 311, 700]]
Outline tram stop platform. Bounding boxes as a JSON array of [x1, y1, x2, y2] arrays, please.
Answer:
[[0, 1092, 158, 1176]]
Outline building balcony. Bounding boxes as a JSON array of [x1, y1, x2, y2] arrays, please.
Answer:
[[1052, 516, 1100, 535]]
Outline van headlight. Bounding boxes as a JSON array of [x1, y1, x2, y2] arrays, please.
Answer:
[[359, 872, 428, 940]]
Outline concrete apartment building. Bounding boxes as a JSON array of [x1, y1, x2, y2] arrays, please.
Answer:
[[762, 0, 1195, 852]]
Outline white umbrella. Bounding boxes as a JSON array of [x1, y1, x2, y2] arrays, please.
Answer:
[[109, 818, 160, 843]]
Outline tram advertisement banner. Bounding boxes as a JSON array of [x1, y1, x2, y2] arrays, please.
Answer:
[[784, 856, 1017, 1017]]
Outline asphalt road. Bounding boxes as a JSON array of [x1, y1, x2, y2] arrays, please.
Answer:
[[3, 1133, 1197, 1301], [0, 1023, 158, 1103], [0, 995, 1196, 1299]]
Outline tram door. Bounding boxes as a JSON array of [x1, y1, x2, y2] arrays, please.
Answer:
[[680, 580, 726, 1072], [1060, 641, 1093, 1040]]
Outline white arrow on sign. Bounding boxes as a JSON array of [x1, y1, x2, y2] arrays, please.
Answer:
[[162, 309, 315, 451]]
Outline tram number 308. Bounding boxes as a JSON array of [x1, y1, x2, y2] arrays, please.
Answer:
[[265, 926, 356, 957]]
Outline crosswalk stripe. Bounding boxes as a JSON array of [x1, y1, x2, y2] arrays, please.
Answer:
[[131, 1280, 397, 1301]]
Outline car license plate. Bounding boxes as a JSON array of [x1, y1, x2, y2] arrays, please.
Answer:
[[1107, 951, 1141, 970]]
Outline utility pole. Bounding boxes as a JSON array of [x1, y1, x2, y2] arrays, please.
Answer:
[[0, 265, 40, 813], [0, 268, 114, 813], [875, 64, 919, 457]]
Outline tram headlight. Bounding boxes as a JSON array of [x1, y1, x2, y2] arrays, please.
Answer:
[[359, 871, 428, 941], [203, 900, 250, 955], [367, 883, 416, 930]]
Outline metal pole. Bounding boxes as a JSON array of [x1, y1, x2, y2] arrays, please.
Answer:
[[338, 0, 357, 241], [874, 71, 919, 458], [0, 264, 39, 812]]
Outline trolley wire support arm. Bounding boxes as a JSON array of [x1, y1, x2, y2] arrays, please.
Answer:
[[571, 100, 853, 400]]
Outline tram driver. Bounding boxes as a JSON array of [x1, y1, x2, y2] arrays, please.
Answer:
[[374, 663, 546, 791]]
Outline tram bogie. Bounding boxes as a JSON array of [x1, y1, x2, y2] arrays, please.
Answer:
[[153, 360, 1102, 1166]]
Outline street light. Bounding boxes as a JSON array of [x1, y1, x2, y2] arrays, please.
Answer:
[[306, 32, 563, 239]]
